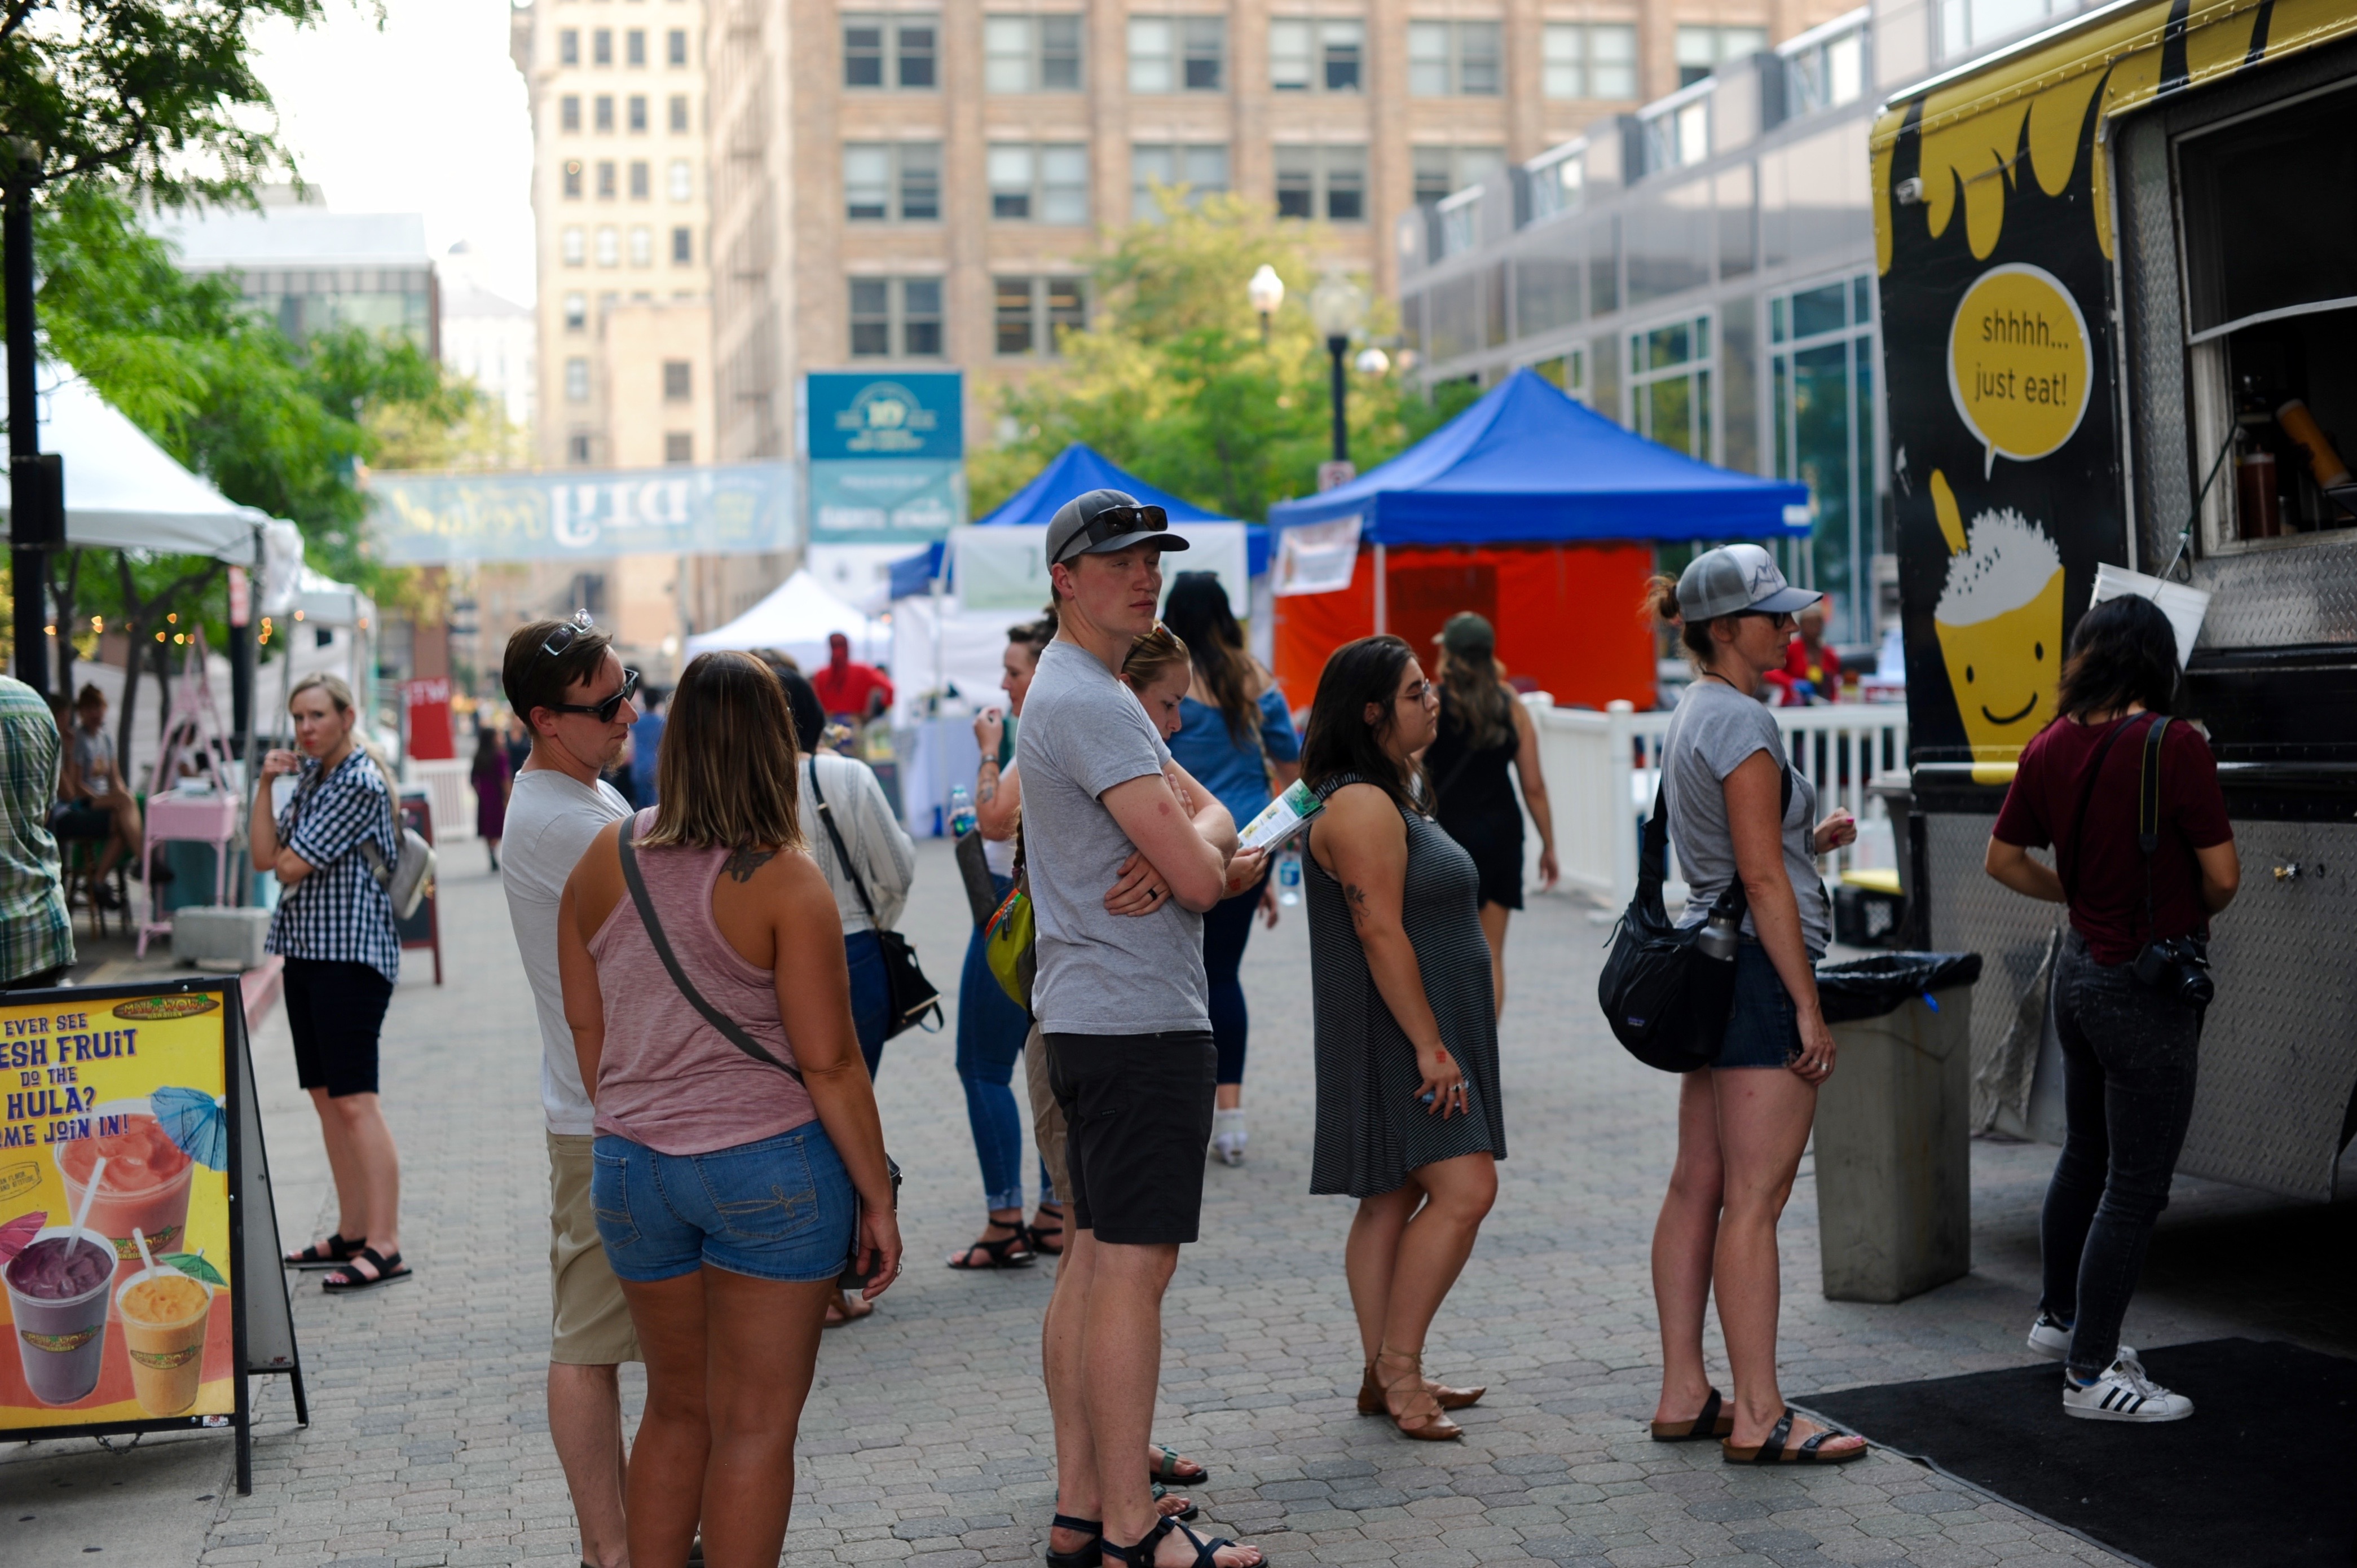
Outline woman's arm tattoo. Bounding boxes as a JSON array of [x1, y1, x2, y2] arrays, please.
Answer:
[[1343, 882, 1374, 930]]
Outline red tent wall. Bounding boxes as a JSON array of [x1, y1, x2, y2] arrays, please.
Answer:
[[1271, 541, 1656, 712]]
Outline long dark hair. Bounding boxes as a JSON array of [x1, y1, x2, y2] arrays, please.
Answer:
[[1162, 572, 1254, 745], [1299, 635, 1427, 815], [2055, 594, 2180, 722], [1438, 644, 1514, 750]]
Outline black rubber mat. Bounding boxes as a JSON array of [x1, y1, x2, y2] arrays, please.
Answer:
[[1799, 1338, 2354, 1568]]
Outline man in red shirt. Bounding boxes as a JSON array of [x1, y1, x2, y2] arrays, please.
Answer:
[[1765, 602, 1842, 703], [812, 632, 895, 720]]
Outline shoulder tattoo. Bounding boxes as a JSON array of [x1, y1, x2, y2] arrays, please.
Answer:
[[724, 847, 778, 883]]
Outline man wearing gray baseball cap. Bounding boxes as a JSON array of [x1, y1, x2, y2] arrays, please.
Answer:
[[1019, 490, 1268, 1568]]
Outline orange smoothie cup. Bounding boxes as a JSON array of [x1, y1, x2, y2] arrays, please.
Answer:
[[115, 1267, 214, 1416]]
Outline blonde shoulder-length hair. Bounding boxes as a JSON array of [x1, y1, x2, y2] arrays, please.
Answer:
[[641, 650, 808, 852]]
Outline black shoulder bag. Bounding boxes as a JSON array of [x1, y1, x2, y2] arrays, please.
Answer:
[[1597, 757, 1790, 1073], [617, 828, 902, 1287], [808, 760, 944, 1037]]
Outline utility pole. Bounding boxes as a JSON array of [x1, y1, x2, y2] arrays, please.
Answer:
[[6, 143, 61, 699]]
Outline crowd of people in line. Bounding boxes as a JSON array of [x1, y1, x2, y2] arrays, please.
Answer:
[[0, 490, 2239, 1567]]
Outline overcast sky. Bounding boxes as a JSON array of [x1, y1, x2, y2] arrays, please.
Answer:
[[246, 0, 538, 305]]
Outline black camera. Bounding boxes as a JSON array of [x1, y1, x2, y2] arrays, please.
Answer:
[[2133, 936, 2214, 1007]]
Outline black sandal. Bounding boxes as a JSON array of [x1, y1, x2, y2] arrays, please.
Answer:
[[1650, 1387, 1734, 1442], [285, 1233, 364, 1270], [321, 1246, 413, 1293], [1721, 1408, 1866, 1465], [948, 1221, 1037, 1270], [1148, 1443, 1207, 1485], [1102, 1516, 1262, 1568], [1028, 1202, 1067, 1257], [1046, 1513, 1102, 1568], [1152, 1485, 1199, 1522]]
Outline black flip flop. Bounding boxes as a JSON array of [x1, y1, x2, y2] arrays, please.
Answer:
[[321, 1245, 412, 1293], [285, 1232, 364, 1270]]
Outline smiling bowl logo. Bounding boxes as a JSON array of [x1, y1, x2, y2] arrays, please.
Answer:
[[1930, 470, 2061, 781]]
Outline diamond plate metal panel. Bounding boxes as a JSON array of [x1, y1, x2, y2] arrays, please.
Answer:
[[1924, 814, 2357, 1200], [2188, 545, 2357, 650]]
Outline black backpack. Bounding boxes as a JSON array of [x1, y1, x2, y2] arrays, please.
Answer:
[[1597, 759, 1789, 1073]]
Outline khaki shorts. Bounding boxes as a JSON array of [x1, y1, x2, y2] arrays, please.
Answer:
[[548, 1131, 642, 1366], [1023, 1024, 1069, 1208]]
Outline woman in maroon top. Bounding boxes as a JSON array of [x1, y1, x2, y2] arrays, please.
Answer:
[[1985, 594, 2238, 1425]]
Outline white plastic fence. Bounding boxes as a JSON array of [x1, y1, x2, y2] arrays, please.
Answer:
[[409, 758, 478, 843], [1524, 695, 1907, 911]]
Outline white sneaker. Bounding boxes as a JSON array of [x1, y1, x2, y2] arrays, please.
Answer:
[[1210, 1108, 1246, 1166], [2026, 1313, 2140, 1370], [2063, 1359, 2193, 1422]]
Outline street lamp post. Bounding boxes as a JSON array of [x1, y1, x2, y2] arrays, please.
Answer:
[[1308, 272, 1368, 467], [1246, 264, 1284, 347]]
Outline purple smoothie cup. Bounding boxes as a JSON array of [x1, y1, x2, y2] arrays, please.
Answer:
[[4, 1227, 117, 1406]]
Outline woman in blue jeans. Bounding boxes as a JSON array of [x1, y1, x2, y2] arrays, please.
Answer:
[[1160, 574, 1299, 1165], [1985, 594, 2238, 1424]]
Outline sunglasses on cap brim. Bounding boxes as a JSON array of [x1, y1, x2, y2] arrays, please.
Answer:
[[1060, 504, 1171, 559], [547, 667, 641, 725]]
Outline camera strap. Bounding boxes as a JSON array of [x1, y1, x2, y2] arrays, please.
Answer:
[[2136, 716, 2172, 948], [2060, 711, 2155, 905]]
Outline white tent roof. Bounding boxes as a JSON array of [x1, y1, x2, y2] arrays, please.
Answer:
[[0, 365, 276, 562], [686, 569, 890, 668]]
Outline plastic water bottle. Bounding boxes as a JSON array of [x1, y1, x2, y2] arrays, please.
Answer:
[[1276, 845, 1303, 906], [1695, 905, 1741, 962], [948, 784, 977, 838]]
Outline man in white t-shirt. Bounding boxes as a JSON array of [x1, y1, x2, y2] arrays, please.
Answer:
[[499, 613, 640, 1568]]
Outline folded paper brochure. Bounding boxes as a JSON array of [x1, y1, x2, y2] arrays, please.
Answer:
[[1237, 780, 1324, 853]]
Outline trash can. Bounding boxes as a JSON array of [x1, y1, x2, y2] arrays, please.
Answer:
[[1811, 952, 1984, 1303]]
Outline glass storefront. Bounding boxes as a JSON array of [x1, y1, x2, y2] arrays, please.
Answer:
[[1770, 273, 1879, 642]]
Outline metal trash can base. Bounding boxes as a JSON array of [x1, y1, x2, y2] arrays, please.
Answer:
[[1814, 985, 1973, 1303]]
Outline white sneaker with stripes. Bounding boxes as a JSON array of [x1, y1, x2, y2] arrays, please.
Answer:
[[2063, 1358, 2193, 1422], [2026, 1313, 2141, 1370]]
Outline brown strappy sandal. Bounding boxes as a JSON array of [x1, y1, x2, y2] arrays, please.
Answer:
[[1375, 1346, 1464, 1442], [1358, 1362, 1484, 1414]]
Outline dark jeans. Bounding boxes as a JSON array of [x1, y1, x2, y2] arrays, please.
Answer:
[[2040, 930, 2204, 1380], [845, 930, 889, 1078], [1202, 869, 1266, 1086]]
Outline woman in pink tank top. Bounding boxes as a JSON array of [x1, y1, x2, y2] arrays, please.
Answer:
[[558, 650, 902, 1568]]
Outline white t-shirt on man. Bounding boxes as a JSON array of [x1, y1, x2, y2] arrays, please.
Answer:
[[501, 767, 632, 1135]]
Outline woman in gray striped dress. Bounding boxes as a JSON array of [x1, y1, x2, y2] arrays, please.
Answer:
[[1302, 635, 1504, 1442]]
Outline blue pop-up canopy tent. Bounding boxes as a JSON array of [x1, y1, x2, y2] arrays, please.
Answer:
[[1263, 369, 1811, 710]]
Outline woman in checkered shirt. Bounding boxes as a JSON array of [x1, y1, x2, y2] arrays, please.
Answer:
[[251, 672, 411, 1293]]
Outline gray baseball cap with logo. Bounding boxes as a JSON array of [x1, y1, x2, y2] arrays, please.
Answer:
[[1675, 543, 1822, 622], [1045, 488, 1193, 568]]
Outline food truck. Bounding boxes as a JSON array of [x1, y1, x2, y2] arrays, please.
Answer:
[[1875, 0, 2357, 1200]]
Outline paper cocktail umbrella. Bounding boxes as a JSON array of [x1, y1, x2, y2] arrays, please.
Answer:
[[151, 1086, 228, 1171]]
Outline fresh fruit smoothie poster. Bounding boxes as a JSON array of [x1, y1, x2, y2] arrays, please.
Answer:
[[0, 989, 234, 1430]]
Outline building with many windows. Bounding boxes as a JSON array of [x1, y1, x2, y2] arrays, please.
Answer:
[[704, 0, 1863, 467], [152, 187, 439, 355], [1393, 0, 2116, 649]]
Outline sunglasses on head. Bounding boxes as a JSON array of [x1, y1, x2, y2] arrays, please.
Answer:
[[540, 608, 596, 659], [1059, 503, 1170, 561], [547, 667, 641, 725]]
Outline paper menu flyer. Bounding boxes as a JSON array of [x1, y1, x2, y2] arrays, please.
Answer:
[[1237, 780, 1324, 852]]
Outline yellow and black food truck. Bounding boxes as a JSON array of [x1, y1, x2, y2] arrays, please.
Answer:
[[1875, 0, 2357, 1199]]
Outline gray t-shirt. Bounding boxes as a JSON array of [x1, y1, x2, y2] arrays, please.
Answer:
[[1015, 639, 1210, 1037], [1663, 680, 1830, 957], [501, 767, 632, 1134]]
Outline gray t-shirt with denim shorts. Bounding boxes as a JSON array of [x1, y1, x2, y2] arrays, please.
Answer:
[[1663, 679, 1829, 957], [1015, 639, 1210, 1037]]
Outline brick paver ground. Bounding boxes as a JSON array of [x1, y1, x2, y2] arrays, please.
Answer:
[[158, 840, 2345, 1567]]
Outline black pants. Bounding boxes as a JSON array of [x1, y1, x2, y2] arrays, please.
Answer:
[[2040, 930, 2203, 1380]]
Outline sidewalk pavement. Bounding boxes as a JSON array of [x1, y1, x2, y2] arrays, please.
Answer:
[[6, 838, 2345, 1567]]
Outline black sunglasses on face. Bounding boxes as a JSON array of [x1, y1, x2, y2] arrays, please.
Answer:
[[547, 668, 641, 724], [1741, 609, 1798, 630]]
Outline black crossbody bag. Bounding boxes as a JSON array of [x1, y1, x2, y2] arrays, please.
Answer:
[[2059, 713, 2214, 1005], [617, 829, 901, 1287], [1598, 759, 1790, 1073], [807, 760, 945, 1037]]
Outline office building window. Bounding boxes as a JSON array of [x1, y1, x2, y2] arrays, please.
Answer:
[[562, 226, 586, 264], [628, 225, 653, 266], [663, 360, 692, 401], [1412, 146, 1503, 206], [1269, 19, 1361, 91], [668, 94, 689, 132], [985, 14, 1082, 91], [1676, 24, 1767, 86], [844, 142, 942, 221], [988, 143, 1088, 223], [671, 226, 693, 263], [1275, 144, 1365, 221], [560, 94, 581, 131], [665, 433, 694, 464], [1128, 16, 1223, 91], [563, 291, 588, 331], [842, 13, 939, 87], [566, 358, 591, 403], [1131, 143, 1229, 219], [567, 434, 594, 465], [1770, 275, 1877, 641], [558, 28, 578, 64], [1408, 21, 1501, 95], [627, 28, 646, 65], [848, 277, 945, 358], [595, 225, 620, 266], [1542, 23, 1637, 99], [593, 27, 612, 64], [595, 94, 614, 131], [667, 27, 688, 64], [628, 95, 647, 132], [668, 159, 693, 200], [1627, 313, 1714, 461], [629, 160, 650, 198], [597, 160, 617, 198], [1786, 21, 1866, 114], [995, 276, 1087, 355], [562, 160, 584, 199]]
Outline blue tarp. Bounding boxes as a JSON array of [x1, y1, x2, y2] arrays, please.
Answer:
[[887, 442, 1266, 597], [1266, 368, 1812, 544]]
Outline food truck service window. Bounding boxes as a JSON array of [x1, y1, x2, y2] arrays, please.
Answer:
[[2177, 80, 2357, 550]]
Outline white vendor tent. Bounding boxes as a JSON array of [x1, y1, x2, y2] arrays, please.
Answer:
[[685, 569, 891, 670]]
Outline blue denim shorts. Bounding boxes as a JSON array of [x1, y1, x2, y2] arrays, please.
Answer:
[[1714, 941, 1803, 1070], [591, 1121, 856, 1284]]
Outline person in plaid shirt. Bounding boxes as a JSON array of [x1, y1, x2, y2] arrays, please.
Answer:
[[250, 672, 410, 1293], [0, 675, 72, 990]]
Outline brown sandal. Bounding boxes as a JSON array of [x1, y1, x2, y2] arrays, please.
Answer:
[[1358, 1362, 1484, 1414], [1650, 1386, 1734, 1442], [1375, 1346, 1463, 1442]]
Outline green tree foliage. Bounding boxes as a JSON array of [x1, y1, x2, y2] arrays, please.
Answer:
[[972, 189, 1478, 523]]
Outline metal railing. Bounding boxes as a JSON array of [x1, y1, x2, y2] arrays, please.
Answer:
[[1523, 694, 1907, 910]]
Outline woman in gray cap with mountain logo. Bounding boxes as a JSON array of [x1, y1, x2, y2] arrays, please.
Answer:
[[1639, 544, 1867, 1467]]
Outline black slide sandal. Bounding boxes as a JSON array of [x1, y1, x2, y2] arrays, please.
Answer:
[[1721, 1408, 1865, 1465], [1650, 1387, 1732, 1442], [285, 1233, 363, 1269], [322, 1246, 413, 1294]]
